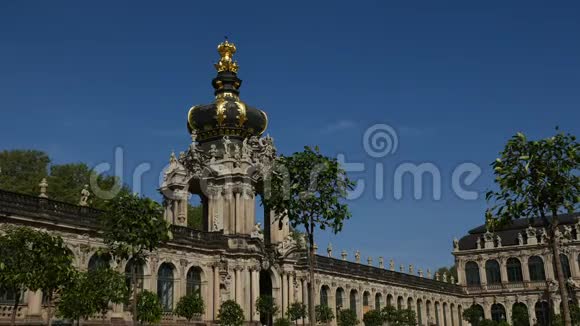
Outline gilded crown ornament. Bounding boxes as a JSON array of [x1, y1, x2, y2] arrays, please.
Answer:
[[214, 39, 239, 73]]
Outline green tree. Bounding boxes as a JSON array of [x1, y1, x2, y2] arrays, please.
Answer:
[[479, 320, 498, 326], [256, 295, 279, 326], [316, 305, 335, 325], [100, 194, 172, 323], [48, 163, 127, 209], [187, 204, 203, 230], [0, 150, 49, 195], [462, 305, 484, 326], [57, 272, 97, 326], [274, 317, 292, 326], [381, 306, 398, 323], [35, 232, 76, 326], [262, 146, 354, 324], [89, 267, 129, 320], [511, 303, 530, 326], [135, 290, 163, 325], [0, 225, 74, 326], [218, 300, 245, 326], [363, 309, 384, 326], [287, 302, 307, 326], [337, 309, 359, 326], [175, 293, 205, 323], [485, 131, 579, 326], [553, 303, 580, 326]]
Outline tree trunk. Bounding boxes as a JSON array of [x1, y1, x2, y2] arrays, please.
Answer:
[[549, 218, 572, 326], [10, 288, 20, 326], [46, 294, 54, 326], [308, 223, 316, 326]]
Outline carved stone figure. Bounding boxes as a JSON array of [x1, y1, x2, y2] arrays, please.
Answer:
[[209, 144, 218, 162], [418, 269, 424, 278], [222, 136, 232, 157], [368, 257, 373, 266], [409, 264, 414, 274], [39, 178, 48, 198], [355, 250, 361, 263], [233, 144, 241, 160], [341, 250, 348, 261], [496, 234, 502, 248], [400, 264, 404, 273], [190, 130, 197, 151], [79, 185, 90, 206], [327, 243, 333, 257], [453, 237, 459, 251], [251, 223, 263, 240], [442, 273, 447, 283], [518, 233, 524, 245], [389, 259, 395, 271], [379, 257, 384, 269], [427, 269, 432, 279]]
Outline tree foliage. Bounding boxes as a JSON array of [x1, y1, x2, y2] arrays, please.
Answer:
[[187, 204, 203, 230], [0, 225, 75, 326], [337, 309, 359, 326], [462, 305, 484, 326], [175, 293, 205, 322], [274, 317, 292, 326], [380, 306, 416, 326], [135, 290, 163, 325], [287, 302, 307, 325], [316, 305, 335, 324], [363, 309, 383, 326], [256, 295, 279, 326], [261, 146, 354, 324], [100, 193, 171, 322], [511, 303, 530, 326], [0, 150, 128, 208], [485, 131, 579, 326], [0, 150, 49, 196], [218, 300, 245, 326]]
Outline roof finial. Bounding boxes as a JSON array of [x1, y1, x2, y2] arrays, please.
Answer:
[[214, 38, 239, 73]]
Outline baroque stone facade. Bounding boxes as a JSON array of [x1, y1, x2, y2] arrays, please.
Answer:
[[0, 41, 575, 326]]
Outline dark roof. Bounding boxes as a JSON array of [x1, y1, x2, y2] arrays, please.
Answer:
[[458, 213, 579, 251]]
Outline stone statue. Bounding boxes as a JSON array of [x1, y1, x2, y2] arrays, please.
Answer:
[[341, 250, 347, 261], [450, 275, 455, 284], [190, 130, 197, 151], [251, 223, 263, 240], [79, 185, 90, 206], [435, 272, 440, 281], [409, 264, 414, 274], [39, 178, 48, 198], [442, 273, 447, 283], [368, 257, 373, 266], [427, 269, 432, 279], [354, 250, 361, 263], [327, 243, 333, 257], [476, 237, 482, 249], [209, 144, 218, 162], [389, 259, 395, 271], [313, 243, 318, 253], [222, 136, 231, 157], [496, 234, 502, 248], [453, 237, 459, 251], [379, 257, 384, 269], [242, 138, 252, 159], [233, 144, 241, 160], [518, 233, 524, 245], [400, 264, 404, 273], [418, 269, 424, 277]]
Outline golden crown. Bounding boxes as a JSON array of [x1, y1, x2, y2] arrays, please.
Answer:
[[214, 40, 239, 73]]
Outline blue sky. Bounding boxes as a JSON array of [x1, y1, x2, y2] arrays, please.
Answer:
[[1, 1, 579, 271]]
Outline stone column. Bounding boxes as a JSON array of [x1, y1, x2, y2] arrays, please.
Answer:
[[235, 192, 243, 234], [570, 249, 580, 278], [281, 272, 288, 316], [302, 279, 308, 324], [244, 186, 255, 235], [251, 267, 260, 322], [213, 266, 221, 320], [545, 254, 555, 281], [527, 299, 536, 326], [244, 268, 252, 321], [500, 257, 508, 285], [521, 256, 531, 282], [289, 273, 295, 305], [483, 303, 492, 320], [226, 187, 235, 234], [235, 267, 243, 305], [26, 290, 42, 320], [456, 260, 465, 286], [479, 262, 488, 286]]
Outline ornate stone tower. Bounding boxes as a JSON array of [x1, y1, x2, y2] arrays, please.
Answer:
[[160, 40, 289, 242]]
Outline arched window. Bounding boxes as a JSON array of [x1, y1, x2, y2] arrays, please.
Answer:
[[485, 260, 501, 284], [458, 305, 463, 326], [336, 288, 344, 311], [320, 286, 329, 307], [397, 296, 404, 310], [417, 300, 423, 326], [465, 261, 481, 286], [407, 297, 414, 311], [491, 303, 506, 322], [124, 258, 144, 293], [507, 258, 523, 282], [558, 254, 572, 279], [512, 302, 529, 326], [387, 294, 393, 307], [426, 301, 432, 324], [375, 293, 382, 310], [88, 253, 110, 271], [157, 263, 174, 311], [186, 267, 202, 296], [443, 303, 448, 326], [363, 291, 370, 314], [350, 290, 358, 313], [535, 301, 550, 326], [528, 256, 546, 281], [450, 304, 455, 326]]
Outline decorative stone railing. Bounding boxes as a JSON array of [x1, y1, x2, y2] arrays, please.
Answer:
[[0, 305, 25, 320]]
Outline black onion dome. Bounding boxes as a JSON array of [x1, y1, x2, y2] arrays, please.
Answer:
[[187, 40, 268, 142]]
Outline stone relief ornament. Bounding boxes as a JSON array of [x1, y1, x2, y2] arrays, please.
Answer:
[[251, 223, 263, 240], [453, 238, 459, 251], [222, 136, 232, 158], [209, 144, 218, 162]]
